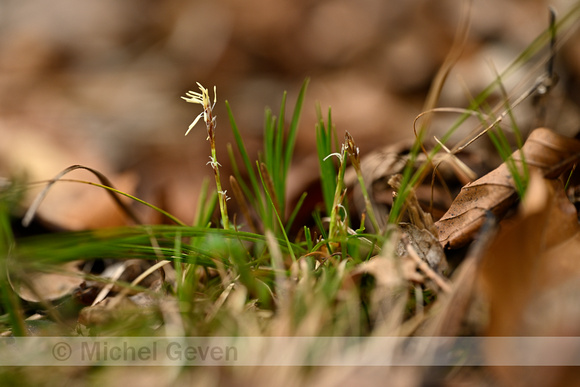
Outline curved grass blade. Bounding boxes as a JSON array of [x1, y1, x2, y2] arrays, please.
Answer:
[[22, 165, 186, 227], [23, 165, 142, 226]]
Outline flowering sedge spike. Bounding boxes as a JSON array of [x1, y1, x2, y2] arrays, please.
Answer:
[[181, 82, 217, 138], [344, 131, 380, 233], [327, 142, 348, 246], [182, 83, 229, 230], [344, 131, 360, 171]]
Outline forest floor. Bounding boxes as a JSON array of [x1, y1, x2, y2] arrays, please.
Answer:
[[2, 1, 580, 386]]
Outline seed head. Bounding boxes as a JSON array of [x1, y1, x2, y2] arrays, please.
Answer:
[[181, 82, 217, 136]]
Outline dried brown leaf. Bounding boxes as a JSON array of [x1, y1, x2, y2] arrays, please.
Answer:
[[479, 173, 580, 335], [10, 261, 84, 303], [396, 223, 448, 276], [478, 173, 580, 386], [78, 296, 146, 327], [435, 128, 580, 249]]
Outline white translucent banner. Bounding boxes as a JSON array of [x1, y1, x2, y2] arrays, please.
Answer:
[[0, 336, 579, 366]]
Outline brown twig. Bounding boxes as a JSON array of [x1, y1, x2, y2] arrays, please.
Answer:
[[404, 238, 452, 294]]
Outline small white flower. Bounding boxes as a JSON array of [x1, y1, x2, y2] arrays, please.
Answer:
[[336, 203, 348, 220], [218, 190, 231, 201], [324, 152, 343, 163], [323, 144, 346, 163], [206, 156, 222, 169], [181, 82, 217, 136]]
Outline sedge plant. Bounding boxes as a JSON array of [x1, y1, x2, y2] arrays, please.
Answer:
[[0, 2, 578, 352]]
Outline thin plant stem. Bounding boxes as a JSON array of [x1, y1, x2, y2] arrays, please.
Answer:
[[326, 144, 348, 245], [182, 83, 230, 230]]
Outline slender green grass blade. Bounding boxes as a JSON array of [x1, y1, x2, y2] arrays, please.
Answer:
[[227, 143, 259, 217], [264, 107, 275, 179], [226, 101, 264, 212], [275, 92, 287, 215], [304, 226, 313, 251], [316, 105, 338, 216], [285, 191, 307, 235], [0, 200, 26, 336], [283, 79, 309, 178], [257, 161, 296, 262]]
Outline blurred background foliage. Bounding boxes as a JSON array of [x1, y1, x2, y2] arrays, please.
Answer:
[[0, 0, 579, 229]]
